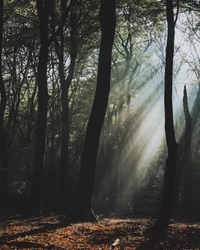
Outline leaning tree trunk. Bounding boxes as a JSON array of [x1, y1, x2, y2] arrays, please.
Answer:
[[71, 0, 116, 222], [0, 0, 8, 216], [30, 0, 50, 216], [146, 0, 179, 235]]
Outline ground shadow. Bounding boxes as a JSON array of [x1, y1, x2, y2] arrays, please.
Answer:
[[0, 216, 70, 248]]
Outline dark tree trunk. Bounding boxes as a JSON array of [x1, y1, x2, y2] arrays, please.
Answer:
[[172, 86, 193, 216], [30, 0, 50, 216], [71, 0, 116, 222], [146, 0, 179, 235], [60, 37, 77, 213], [0, 0, 8, 216], [182, 85, 193, 216], [53, 2, 78, 212], [172, 143, 184, 216]]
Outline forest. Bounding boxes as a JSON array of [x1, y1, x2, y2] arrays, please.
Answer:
[[0, 0, 200, 249]]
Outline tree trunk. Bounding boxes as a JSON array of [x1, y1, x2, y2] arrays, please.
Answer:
[[30, 0, 50, 215], [146, 0, 179, 235], [53, 3, 78, 212], [172, 86, 193, 216], [182, 85, 193, 216], [0, 0, 9, 216], [71, 0, 116, 222], [171, 143, 184, 216]]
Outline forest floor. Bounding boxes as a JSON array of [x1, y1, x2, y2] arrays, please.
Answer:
[[0, 215, 200, 249]]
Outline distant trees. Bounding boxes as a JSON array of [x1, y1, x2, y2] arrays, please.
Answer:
[[52, 0, 78, 213], [52, 0, 99, 212], [0, 0, 8, 215]]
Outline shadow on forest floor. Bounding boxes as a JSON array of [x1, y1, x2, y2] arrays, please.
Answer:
[[0, 215, 200, 249]]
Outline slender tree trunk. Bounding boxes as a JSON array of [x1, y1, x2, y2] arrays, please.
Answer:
[[0, 0, 8, 216], [146, 0, 179, 235], [71, 0, 116, 223], [53, 3, 78, 212], [172, 86, 193, 216], [30, 0, 50, 215], [59, 57, 77, 212], [60, 47, 77, 212], [182, 85, 193, 216], [157, 0, 179, 232], [172, 143, 184, 215]]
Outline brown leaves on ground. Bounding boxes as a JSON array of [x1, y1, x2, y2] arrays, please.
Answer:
[[0, 215, 200, 249]]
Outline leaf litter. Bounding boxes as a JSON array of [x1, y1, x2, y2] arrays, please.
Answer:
[[0, 215, 200, 249]]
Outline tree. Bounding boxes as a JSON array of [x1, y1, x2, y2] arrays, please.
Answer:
[[0, 0, 9, 216], [30, 0, 51, 215], [172, 85, 193, 216], [71, 0, 116, 222], [52, 0, 78, 212], [146, 0, 179, 235], [182, 85, 193, 216]]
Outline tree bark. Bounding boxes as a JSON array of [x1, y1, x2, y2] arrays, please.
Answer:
[[30, 0, 50, 215], [52, 1, 78, 212], [146, 0, 179, 235], [172, 86, 193, 216], [171, 142, 184, 216], [182, 85, 193, 216], [71, 0, 116, 222], [0, 0, 8, 216]]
